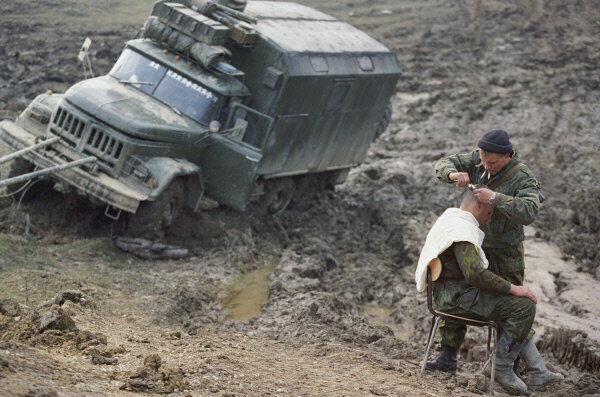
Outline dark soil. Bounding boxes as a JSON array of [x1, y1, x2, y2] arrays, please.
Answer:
[[0, 0, 599, 396]]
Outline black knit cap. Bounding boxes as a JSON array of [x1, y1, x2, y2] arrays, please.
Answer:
[[477, 129, 512, 154]]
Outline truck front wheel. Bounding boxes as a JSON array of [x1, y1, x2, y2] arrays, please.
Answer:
[[126, 179, 184, 240], [6, 158, 35, 195]]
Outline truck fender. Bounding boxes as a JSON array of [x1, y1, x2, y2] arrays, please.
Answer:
[[143, 157, 202, 202], [17, 93, 63, 127]]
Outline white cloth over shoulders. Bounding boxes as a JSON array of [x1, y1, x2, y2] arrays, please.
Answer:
[[415, 208, 489, 292]]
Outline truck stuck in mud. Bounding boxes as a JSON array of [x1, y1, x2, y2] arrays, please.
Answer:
[[0, 0, 401, 238]]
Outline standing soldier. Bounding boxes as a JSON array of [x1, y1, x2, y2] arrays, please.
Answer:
[[427, 129, 560, 388], [435, 129, 540, 286]]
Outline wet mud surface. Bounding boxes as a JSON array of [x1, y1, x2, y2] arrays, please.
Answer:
[[1, 0, 599, 396]]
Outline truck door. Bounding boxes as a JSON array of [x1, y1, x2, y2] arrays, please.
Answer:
[[198, 103, 273, 211], [197, 133, 262, 211]]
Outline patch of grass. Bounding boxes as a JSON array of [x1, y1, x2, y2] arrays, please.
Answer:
[[0, 234, 143, 304], [0, 269, 84, 306], [0, 234, 40, 268]]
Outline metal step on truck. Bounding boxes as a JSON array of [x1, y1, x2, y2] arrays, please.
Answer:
[[0, 0, 401, 239]]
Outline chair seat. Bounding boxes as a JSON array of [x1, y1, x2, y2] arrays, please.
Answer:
[[432, 308, 498, 328]]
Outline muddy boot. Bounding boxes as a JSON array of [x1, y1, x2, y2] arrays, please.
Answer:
[[520, 339, 564, 390], [495, 333, 527, 394], [513, 356, 523, 379], [426, 344, 457, 374], [482, 354, 521, 378]]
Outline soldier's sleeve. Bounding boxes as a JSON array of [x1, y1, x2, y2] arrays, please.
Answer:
[[434, 150, 480, 183], [453, 241, 511, 294], [493, 170, 540, 225]]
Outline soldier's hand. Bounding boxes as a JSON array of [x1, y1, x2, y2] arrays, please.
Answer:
[[449, 172, 470, 187], [473, 187, 494, 204], [509, 285, 538, 304]]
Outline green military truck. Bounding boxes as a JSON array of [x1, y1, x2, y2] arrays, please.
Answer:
[[0, 0, 401, 238]]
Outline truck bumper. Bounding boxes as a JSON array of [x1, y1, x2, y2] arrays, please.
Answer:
[[0, 120, 146, 213]]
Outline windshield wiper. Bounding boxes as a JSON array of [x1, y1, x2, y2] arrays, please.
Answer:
[[119, 80, 154, 86], [158, 99, 182, 116]]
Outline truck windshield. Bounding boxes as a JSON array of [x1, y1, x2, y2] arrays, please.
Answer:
[[110, 48, 220, 125]]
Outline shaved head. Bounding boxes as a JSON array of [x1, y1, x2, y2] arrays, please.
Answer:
[[461, 185, 494, 225], [462, 187, 479, 206]]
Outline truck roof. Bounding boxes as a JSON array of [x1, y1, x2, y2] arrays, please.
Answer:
[[245, 1, 392, 54]]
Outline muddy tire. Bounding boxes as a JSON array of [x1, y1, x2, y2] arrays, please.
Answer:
[[126, 179, 184, 240], [262, 178, 296, 215], [6, 158, 36, 196], [374, 101, 393, 139], [289, 173, 328, 210]]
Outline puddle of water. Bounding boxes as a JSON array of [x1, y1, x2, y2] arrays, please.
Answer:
[[223, 264, 277, 322], [361, 304, 412, 341]]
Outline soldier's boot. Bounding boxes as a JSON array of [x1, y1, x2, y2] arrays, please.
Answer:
[[482, 354, 521, 378], [520, 339, 564, 391], [425, 344, 457, 374], [495, 333, 527, 394]]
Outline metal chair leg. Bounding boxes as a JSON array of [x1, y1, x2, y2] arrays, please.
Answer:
[[486, 326, 492, 362], [421, 316, 441, 376], [489, 327, 497, 394]]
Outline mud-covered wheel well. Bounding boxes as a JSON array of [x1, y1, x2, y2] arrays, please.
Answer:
[[125, 177, 185, 240]]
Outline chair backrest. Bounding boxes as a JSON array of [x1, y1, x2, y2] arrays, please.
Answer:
[[426, 267, 436, 315]]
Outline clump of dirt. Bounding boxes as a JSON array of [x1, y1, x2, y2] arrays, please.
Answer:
[[38, 289, 94, 308], [167, 283, 220, 331], [119, 353, 188, 394], [0, 293, 108, 359], [559, 189, 600, 274]]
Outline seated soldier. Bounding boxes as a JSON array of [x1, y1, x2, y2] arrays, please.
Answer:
[[415, 187, 563, 393]]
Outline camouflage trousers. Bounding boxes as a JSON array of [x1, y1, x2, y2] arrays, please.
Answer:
[[439, 243, 527, 348], [434, 279, 535, 348]]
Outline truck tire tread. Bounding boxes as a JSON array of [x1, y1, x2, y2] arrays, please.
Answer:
[[126, 179, 184, 240]]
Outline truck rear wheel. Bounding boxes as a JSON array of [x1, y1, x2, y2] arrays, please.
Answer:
[[262, 177, 295, 215], [126, 179, 184, 240]]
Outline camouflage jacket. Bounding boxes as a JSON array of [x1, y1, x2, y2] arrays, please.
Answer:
[[434, 241, 511, 310], [434, 150, 540, 248]]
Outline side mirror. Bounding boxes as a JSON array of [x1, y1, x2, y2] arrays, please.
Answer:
[[78, 37, 94, 78]]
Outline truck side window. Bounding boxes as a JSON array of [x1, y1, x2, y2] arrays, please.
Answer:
[[220, 97, 242, 125]]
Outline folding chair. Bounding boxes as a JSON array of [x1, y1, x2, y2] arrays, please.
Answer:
[[420, 267, 498, 394]]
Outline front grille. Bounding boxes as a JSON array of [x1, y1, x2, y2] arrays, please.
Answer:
[[86, 126, 124, 162], [50, 106, 127, 172], [52, 107, 85, 147]]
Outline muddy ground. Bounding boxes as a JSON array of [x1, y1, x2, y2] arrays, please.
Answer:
[[1, 0, 599, 396]]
